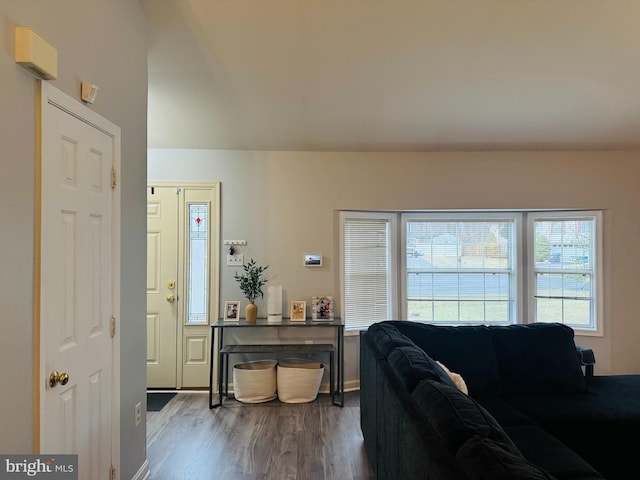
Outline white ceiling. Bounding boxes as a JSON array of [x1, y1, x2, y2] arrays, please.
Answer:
[[140, 0, 640, 152]]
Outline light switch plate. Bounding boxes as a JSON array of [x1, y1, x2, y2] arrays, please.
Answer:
[[227, 254, 244, 266]]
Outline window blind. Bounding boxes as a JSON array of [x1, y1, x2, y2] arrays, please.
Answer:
[[342, 214, 393, 330]]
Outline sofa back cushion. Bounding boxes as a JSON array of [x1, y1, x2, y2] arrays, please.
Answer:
[[366, 322, 419, 359], [389, 321, 501, 396], [387, 345, 457, 393], [411, 379, 521, 456], [491, 323, 585, 395]]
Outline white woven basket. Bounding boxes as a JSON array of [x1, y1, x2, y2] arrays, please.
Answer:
[[277, 358, 324, 403], [233, 360, 277, 403]]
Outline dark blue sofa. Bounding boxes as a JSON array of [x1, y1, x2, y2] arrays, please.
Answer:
[[360, 321, 640, 479]]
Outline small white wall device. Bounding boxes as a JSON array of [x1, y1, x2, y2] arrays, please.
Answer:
[[81, 82, 99, 104]]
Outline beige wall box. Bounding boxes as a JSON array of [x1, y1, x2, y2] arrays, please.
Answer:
[[81, 82, 99, 104], [14, 26, 58, 80]]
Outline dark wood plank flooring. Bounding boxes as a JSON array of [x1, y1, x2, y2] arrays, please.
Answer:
[[147, 392, 374, 480]]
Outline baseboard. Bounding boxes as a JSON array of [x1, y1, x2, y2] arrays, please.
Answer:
[[319, 379, 360, 393], [130, 460, 150, 480]]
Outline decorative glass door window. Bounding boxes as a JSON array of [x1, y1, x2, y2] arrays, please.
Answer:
[[187, 203, 208, 324]]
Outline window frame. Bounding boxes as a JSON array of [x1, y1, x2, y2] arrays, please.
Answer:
[[400, 212, 523, 325], [339, 209, 603, 336], [526, 210, 603, 336]]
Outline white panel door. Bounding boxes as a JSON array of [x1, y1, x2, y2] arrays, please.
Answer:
[[147, 187, 179, 388], [40, 85, 117, 480]]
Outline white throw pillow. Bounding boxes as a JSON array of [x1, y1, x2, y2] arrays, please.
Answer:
[[436, 360, 469, 395]]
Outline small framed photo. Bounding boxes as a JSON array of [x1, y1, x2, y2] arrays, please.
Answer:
[[304, 254, 323, 267], [312, 296, 334, 321], [290, 301, 306, 322], [224, 301, 240, 321]]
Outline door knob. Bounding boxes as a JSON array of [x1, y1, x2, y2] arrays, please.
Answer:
[[166, 294, 176, 303], [49, 370, 70, 388]]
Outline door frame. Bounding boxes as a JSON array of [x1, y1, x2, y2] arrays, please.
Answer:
[[36, 81, 121, 470], [146, 182, 220, 388]]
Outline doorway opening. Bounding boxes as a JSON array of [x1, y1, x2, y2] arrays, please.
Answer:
[[146, 183, 220, 389]]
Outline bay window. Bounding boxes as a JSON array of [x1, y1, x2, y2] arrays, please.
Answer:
[[340, 210, 602, 335]]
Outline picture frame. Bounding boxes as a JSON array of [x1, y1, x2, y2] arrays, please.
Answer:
[[304, 254, 323, 267], [312, 295, 334, 321], [290, 300, 306, 322], [224, 301, 240, 321]]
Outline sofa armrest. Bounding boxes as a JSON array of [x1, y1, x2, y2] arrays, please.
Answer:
[[576, 345, 595, 377]]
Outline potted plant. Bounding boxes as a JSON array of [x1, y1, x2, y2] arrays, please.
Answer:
[[233, 258, 269, 322]]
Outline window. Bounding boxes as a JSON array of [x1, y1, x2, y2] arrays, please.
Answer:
[[340, 210, 602, 335], [528, 211, 602, 334], [187, 203, 209, 324], [402, 213, 520, 325], [340, 212, 397, 330]]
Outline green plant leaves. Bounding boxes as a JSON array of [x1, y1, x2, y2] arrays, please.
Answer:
[[233, 258, 269, 302]]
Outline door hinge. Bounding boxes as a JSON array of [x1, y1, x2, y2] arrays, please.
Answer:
[[109, 465, 116, 480], [110, 316, 116, 338], [111, 166, 117, 190]]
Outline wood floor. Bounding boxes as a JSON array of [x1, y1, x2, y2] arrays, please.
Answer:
[[146, 391, 374, 480]]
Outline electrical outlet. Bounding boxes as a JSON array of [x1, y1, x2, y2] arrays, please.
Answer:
[[226, 254, 244, 266], [135, 402, 142, 426]]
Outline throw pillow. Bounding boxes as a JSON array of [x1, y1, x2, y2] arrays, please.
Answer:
[[436, 360, 469, 395]]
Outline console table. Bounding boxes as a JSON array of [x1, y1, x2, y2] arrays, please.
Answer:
[[209, 318, 344, 408]]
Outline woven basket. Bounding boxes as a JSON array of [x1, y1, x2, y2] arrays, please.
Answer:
[[233, 360, 277, 403], [277, 358, 324, 403]]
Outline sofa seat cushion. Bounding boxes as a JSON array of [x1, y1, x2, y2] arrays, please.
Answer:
[[506, 376, 640, 480], [388, 321, 501, 396], [491, 323, 585, 395], [504, 425, 604, 480], [411, 379, 520, 455], [507, 375, 640, 427], [387, 345, 456, 393], [455, 435, 556, 480], [474, 395, 537, 427]]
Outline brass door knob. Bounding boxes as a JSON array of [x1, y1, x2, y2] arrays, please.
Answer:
[[49, 370, 70, 388], [166, 294, 176, 303]]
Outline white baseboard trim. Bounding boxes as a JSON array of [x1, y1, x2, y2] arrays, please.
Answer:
[[130, 460, 150, 480]]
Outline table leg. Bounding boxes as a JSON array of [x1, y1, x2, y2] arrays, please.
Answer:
[[209, 327, 216, 408], [329, 350, 335, 403], [332, 325, 344, 407]]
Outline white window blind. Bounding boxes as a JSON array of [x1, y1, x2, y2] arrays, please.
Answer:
[[341, 212, 396, 330]]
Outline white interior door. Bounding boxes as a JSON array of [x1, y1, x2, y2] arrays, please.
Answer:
[[39, 83, 119, 480], [147, 187, 179, 388]]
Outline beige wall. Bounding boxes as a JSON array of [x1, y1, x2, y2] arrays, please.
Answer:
[[150, 149, 640, 379], [0, 2, 148, 478]]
